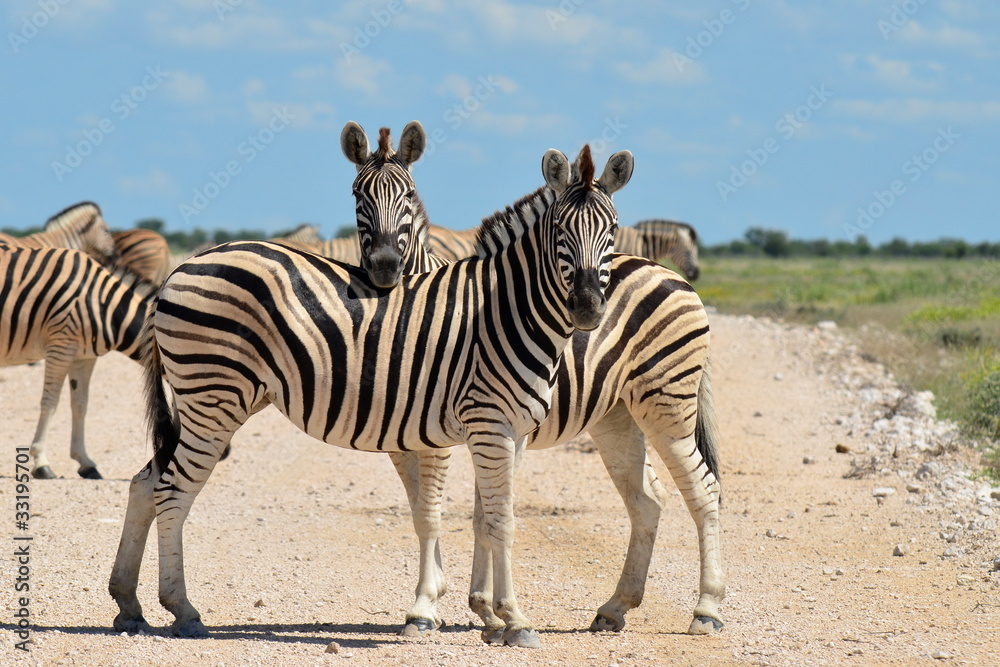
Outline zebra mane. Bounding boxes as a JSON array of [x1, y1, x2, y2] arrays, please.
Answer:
[[45, 201, 102, 231], [411, 190, 434, 251], [634, 219, 698, 242], [474, 186, 556, 259], [376, 127, 394, 160], [578, 145, 595, 191]]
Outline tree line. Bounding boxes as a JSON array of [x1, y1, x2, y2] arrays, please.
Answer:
[[702, 227, 1000, 259]]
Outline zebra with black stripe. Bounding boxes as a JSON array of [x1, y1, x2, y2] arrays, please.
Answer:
[[1, 246, 156, 479], [108, 144, 633, 647], [113, 228, 173, 284], [0, 202, 120, 268], [339, 121, 724, 636], [427, 217, 700, 281]]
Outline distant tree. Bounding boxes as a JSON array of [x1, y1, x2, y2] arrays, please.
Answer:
[[880, 237, 910, 256], [334, 225, 356, 239], [136, 218, 165, 233], [745, 227, 790, 258], [855, 235, 872, 256]]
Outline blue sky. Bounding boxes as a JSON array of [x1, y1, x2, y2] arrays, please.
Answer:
[[2, 0, 997, 245]]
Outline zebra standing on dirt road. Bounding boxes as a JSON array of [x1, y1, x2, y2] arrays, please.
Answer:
[[0, 246, 156, 479], [338, 121, 724, 638], [0, 201, 119, 268], [108, 144, 633, 648]]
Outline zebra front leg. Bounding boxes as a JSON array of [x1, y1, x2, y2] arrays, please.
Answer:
[[587, 403, 667, 632], [109, 461, 157, 634], [68, 358, 102, 479], [469, 435, 539, 648], [468, 476, 503, 643], [29, 349, 74, 479], [390, 450, 451, 636], [647, 431, 725, 633]]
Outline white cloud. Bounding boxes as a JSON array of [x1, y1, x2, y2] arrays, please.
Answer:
[[897, 21, 985, 53], [242, 79, 266, 96], [832, 98, 1000, 122], [333, 54, 391, 96], [246, 100, 334, 130], [118, 168, 179, 197], [614, 48, 706, 85], [164, 71, 209, 104], [435, 74, 517, 99], [841, 54, 940, 92], [147, 9, 325, 51], [466, 111, 567, 135]]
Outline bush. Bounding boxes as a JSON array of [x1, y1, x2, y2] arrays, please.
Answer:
[[967, 366, 1000, 440]]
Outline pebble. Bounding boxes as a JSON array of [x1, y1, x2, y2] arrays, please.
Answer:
[[254, 599, 265, 608], [906, 483, 922, 493], [765, 529, 777, 538], [774, 373, 783, 381], [893, 544, 906, 557], [932, 650, 952, 660], [803, 456, 815, 464], [992, 557, 1000, 572], [873, 487, 896, 498], [817, 320, 837, 331], [889, 519, 904, 527], [325, 641, 340, 654], [835, 443, 851, 454]]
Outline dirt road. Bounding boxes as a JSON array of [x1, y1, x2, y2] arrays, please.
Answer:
[[2, 313, 997, 666]]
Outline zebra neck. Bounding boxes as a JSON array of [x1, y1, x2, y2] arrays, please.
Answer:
[[403, 195, 445, 273], [475, 187, 556, 259]]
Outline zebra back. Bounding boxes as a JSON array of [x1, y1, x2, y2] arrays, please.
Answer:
[[621, 219, 700, 281], [113, 228, 172, 284], [0, 246, 157, 366], [427, 225, 479, 262], [2, 202, 118, 268]]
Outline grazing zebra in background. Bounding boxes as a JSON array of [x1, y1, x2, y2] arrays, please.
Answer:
[[108, 144, 633, 648], [269, 223, 323, 251], [427, 217, 701, 281], [617, 219, 701, 281], [112, 228, 172, 284], [1, 246, 156, 479], [339, 121, 724, 637], [0, 202, 119, 268]]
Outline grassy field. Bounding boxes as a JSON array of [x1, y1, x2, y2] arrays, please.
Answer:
[[694, 256, 1000, 478]]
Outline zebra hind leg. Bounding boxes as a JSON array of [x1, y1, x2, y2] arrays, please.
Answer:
[[67, 358, 102, 479], [109, 461, 158, 634], [467, 477, 503, 643], [29, 349, 74, 479], [154, 428, 235, 638], [586, 402, 667, 632], [645, 429, 725, 634]]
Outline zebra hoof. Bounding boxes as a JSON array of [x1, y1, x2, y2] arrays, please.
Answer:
[[172, 618, 209, 638], [113, 614, 153, 635], [589, 611, 625, 632], [32, 466, 56, 480], [79, 466, 103, 480], [480, 625, 504, 645], [687, 615, 724, 635], [502, 626, 541, 648], [400, 617, 441, 637], [220, 444, 232, 461]]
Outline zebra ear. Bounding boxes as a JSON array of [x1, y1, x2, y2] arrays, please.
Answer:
[[341, 121, 371, 169], [397, 121, 426, 168], [541, 149, 571, 194], [597, 150, 634, 195]]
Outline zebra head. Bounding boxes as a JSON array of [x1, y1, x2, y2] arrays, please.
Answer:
[[541, 145, 634, 331], [341, 120, 426, 288]]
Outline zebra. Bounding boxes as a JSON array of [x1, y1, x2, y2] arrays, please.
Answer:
[[0, 202, 120, 268], [108, 143, 633, 648], [113, 228, 173, 284], [269, 223, 324, 251], [427, 218, 701, 281], [1, 245, 156, 479], [338, 121, 724, 637], [618, 219, 701, 281]]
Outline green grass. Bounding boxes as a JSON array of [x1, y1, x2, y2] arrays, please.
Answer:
[[695, 257, 1000, 479]]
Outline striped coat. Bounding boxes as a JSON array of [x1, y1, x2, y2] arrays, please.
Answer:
[[335, 121, 724, 637], [109, 145, 629, 647], [1, 246, 155, 478], [113, 228, 172, 284], [1, 202, 120, 268]]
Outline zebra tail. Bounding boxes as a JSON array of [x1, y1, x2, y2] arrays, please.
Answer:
[[141, 297, 180, 475], [694, 356, 722, 504]]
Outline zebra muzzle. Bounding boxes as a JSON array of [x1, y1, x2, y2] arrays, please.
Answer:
[[567, 269, 606, 331]]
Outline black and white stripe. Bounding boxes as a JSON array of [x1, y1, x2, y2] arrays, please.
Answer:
[[113, 228, 172, 284], [0, 202, 120, 269], [336, 122, 724, 637], [618, 219, 701, 281], [108, 144, 630, 648], [0, 245, 156, 479]]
